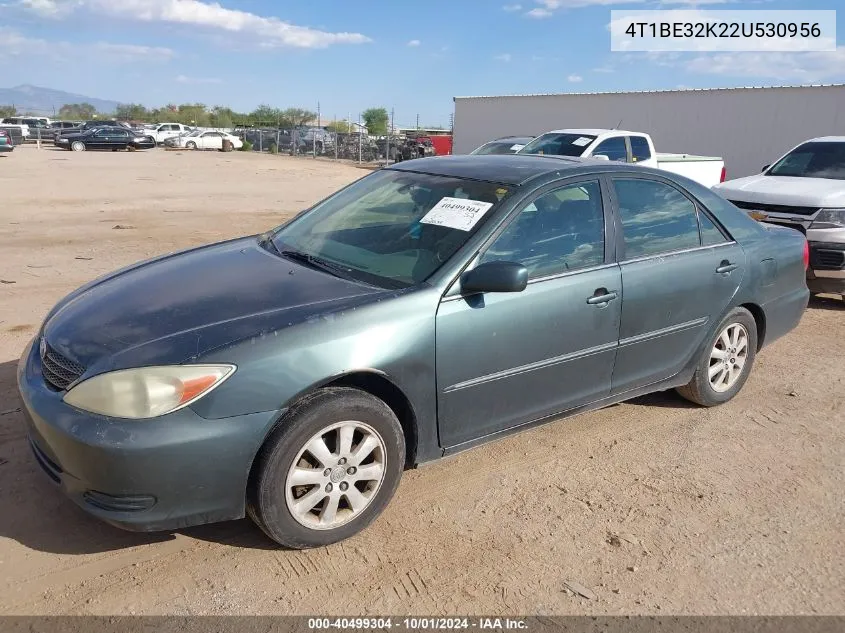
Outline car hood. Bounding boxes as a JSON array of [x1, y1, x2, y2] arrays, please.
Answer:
[[714, 174, 845, 208], [43, 236, 385, 373]]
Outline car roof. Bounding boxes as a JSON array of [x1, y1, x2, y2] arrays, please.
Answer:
[[490, 136, 534, 142], [388, 154, 604, 185], [544, 128, 642, 136], [803, 136, 845, 143]]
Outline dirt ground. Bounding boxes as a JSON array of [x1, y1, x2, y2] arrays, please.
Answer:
[[0, 146, 843, 616]]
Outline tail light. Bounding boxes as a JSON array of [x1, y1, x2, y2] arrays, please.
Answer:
[[803, 240, 810, 269], [720, 166, 727, 183]]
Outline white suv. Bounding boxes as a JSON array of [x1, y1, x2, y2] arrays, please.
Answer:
[[714, 137, 845, 297]]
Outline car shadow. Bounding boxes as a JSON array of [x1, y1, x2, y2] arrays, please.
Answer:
[[0, 359, 278, 554], [626, 389, 699, 409], [809, 294, 844, 311]]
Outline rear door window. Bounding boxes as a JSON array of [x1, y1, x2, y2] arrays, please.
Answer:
[[613, 178, 701, 259], [629, 136, 652, 163]]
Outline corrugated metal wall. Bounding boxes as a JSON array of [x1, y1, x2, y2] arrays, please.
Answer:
[[453, 86, 845, 179]]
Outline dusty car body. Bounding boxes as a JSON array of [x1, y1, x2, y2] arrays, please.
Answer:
[[19, 155, 809, 548]]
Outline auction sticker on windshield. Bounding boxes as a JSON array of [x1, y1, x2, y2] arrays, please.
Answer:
[[420, 197, 495, 232], [572, 137, 593, 147]]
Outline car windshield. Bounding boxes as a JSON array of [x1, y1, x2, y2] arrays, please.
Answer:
[[186, 130, 203, 137], [767, 141, 845, 180], [271, 170, 512, 289], [471, 140, 528, 155], [518, 133, 597, 157]]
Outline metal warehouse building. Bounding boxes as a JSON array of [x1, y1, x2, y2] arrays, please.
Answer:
[[453, 84, 845, 179]]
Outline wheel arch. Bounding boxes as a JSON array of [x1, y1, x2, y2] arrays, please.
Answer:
[[739, 302, 766, 351], [252, 370, 419, 474]]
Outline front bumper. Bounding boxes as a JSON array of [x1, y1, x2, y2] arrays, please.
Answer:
[[17, 336, 280, 532], [807, 241, 845, 294]]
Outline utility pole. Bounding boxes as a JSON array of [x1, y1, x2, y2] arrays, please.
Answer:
[[334, 113, 338, 160], [386, 107, 394, 165], [315, 101, 321, 159], [416, 113, 420, 130], [358, 112, 362, 163]]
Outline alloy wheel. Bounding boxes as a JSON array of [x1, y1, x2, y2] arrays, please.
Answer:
[[708, 323, 749, 393], [284, 420, 387, 530]]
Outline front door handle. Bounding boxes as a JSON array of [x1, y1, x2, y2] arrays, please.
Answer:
[[587, 289, 618, 305], [716, 260, 738, 274]]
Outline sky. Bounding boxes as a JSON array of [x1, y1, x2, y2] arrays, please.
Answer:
[[0, 0, 843, 128]]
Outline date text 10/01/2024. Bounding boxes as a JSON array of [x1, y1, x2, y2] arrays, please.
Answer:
[[307, 618, 528, 630]]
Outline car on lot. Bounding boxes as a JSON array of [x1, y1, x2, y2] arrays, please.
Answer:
[[470, 136, 535, 155], [54, 127, 156, 152], [518, 129, 727, 188], [0, 121, 29, 141], [714, 137, 845, 298], [170, 130, 242, 151], [18, 155, 809, 548], [0, 128, 14, 152], [50, 120, 83, 131], [2, 117, 52, 140], [149, 122, 194, 145], [56, 120, 131, 138]]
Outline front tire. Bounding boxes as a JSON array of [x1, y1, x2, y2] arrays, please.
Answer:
[[676, 307, 757, 407], [186, 141, 197, 150], [247, 387, 405, 549], [71, 141, 85, 152]]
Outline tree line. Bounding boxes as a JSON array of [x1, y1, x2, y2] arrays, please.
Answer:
[[0, 102, 393, 135]]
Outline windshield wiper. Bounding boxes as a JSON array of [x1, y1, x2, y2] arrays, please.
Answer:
[[280, 249, 356, 281]]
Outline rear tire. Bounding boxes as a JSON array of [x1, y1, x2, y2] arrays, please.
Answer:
[[247, 387, 405, 549], [676, 307, 757, 407]]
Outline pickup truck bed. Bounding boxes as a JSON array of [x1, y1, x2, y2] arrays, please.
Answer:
[[656, 153, 725, 188]]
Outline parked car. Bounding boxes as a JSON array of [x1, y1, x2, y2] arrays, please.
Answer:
[[0, 121, 30, 140], [2, 117, 52, 139], [54, 127, 156, 151], [56, 120, 131, 138], [0, 128, 14, 153], [471, 136, 535, 155], [18, 155, 809, 548], [714, 136, 845, 297], [170, 130, 242, 151], [50, 120, 83, 131], [518, 129, 727, 188], [149, 123, 194, 145]]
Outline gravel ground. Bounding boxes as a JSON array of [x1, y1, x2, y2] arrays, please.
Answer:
[[0, 146, 843, 616]]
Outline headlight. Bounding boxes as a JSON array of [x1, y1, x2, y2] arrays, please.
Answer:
[[63, 364, 236, 419], [811, 208, 845, 230]]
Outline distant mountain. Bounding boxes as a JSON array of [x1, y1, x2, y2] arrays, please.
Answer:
[[0, 85, 120, 116]]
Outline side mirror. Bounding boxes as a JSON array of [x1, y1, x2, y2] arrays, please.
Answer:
[[461, 261, 528, 295], [762, 164, 771, 172]]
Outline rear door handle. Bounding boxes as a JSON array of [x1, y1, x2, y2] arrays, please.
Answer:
[[587, 289, 618, 305], [716, 260, 738, 274]]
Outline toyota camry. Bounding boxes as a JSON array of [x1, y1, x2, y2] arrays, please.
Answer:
[[18, 155, 809, 548]]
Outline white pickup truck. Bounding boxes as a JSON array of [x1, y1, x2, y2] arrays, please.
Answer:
[[517, 129, 726, 188], [149, 123, 193, 145]]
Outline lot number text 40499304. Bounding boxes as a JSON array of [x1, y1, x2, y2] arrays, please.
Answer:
[[307, 617, 528, 630]]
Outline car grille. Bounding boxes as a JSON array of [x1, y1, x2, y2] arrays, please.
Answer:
[[40, 341, 85, 391], [728, 200, 820, 217], [811, 248, 845, 270]]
